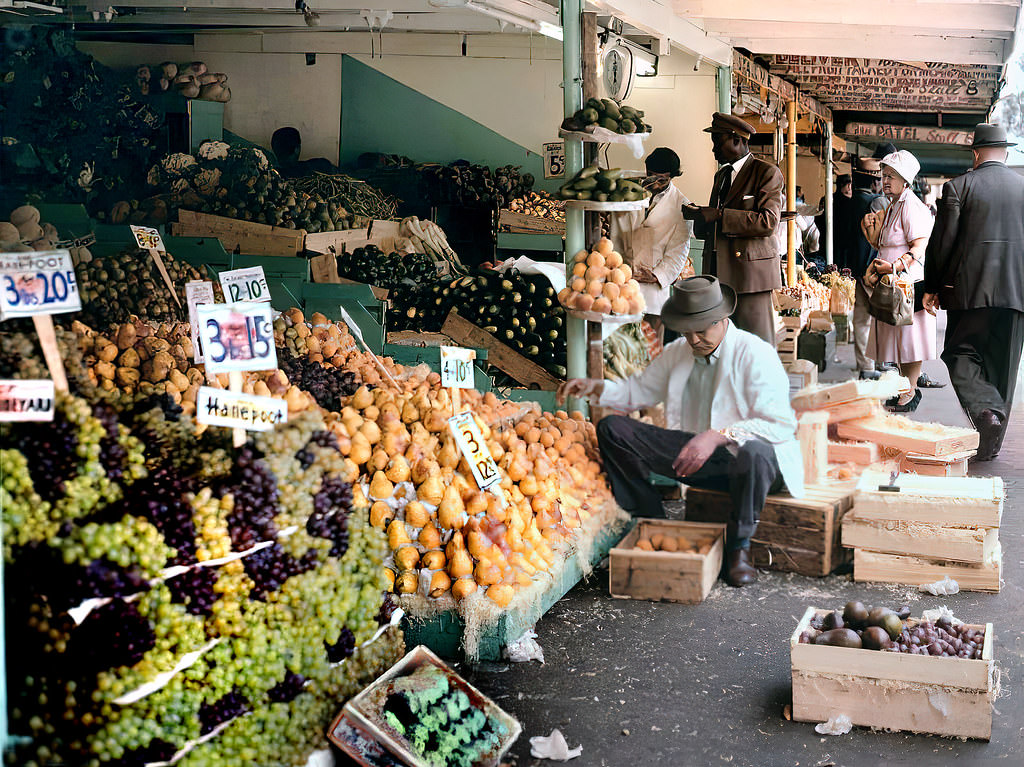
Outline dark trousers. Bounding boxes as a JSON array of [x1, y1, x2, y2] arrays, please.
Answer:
[[596, 415, 782, 541], [942, 308, 1024, 453], [732, 290, 776, 347]]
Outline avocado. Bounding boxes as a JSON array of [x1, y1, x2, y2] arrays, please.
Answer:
[[586, 97, 604, 111], [622, 190, 642, 202], [581, 108, 600, 124], [558, 187, 578, 200], [578, 165, 601, 179], [600, 117, 620, 132], [619, 105, 637, 118], [880, 613, 904, 640], [862, 626, 891, 651], [573, 177, 598, 191], [814, 628, 863, 649], [594, 192, 609, 202], [576, 190, 593, 201], [602, 99, 622, 120], [867, 607, 895, 628], [601, 168, 624, 180], [843, 601, 869, 628], [619, 118, 637, 134], [596, 175, 617, 193]]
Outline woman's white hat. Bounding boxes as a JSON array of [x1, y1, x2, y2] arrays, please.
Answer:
[[880, 150, 920, 184]]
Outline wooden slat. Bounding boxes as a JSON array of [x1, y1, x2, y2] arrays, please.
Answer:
[[749, 540, 847, 576], [836, 416, 979, 456], [842, 515, 997, 564], [854, 546, 1002, 592], [798, 411, 829, 484], [791, 375, 908, 410], [752, 520, 828, 554], [686, 483, 854, 531], [820, 399, 882, 425], [174, 209, 305, 256], [440, 310, 562, 390], [497, 209, 565, 235], [852, 471, 1002, 528], [828, 440, 880, 464]]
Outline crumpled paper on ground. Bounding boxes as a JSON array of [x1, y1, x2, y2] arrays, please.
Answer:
[[921, 605, 961, 625], [919, 576, 959, 596], [530, 729, 582, 761], [814, 714, 852, 735], [505, 628, 545, 663]]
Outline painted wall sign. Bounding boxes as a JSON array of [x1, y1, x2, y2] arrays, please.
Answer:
[[842, 123, 975, 146]]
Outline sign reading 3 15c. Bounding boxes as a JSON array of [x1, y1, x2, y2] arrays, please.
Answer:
[[0, 250, 81, 320], [196, 301, 278, 374]]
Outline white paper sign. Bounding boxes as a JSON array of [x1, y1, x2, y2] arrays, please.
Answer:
[[0, 250, 81, 319], [0, 379, 55, 421], [219, 266, 271, 303], [130, 225, 165, 252], [196, 387, 288, 431], [543, 141, 566, 179], [196, 301, 277, 374], [440, 346, 476, 390], [448, 411, 501, 491], [185, 280, 216, 363]]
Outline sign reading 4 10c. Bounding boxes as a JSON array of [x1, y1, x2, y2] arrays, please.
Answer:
[[196, 301, 278, 374], [0, 250, 81, 320]]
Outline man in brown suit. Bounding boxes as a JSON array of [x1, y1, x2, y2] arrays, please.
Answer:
[[684, 112, 784, 344]]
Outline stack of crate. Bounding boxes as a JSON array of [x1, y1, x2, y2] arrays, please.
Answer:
[[842, 470, 1003, 592]]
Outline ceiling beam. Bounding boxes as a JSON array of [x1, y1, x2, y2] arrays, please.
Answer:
[[703, 20, 1012, 40]]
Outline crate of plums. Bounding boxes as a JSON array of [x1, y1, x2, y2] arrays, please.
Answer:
[[790, 602, 995, 739]]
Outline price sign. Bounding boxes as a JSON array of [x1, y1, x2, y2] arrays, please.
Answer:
[[196, 387, 288, 432], [440, 346, 476, 390], [448, 411, 501, 491], [0, 250, 81, 320], [219, 266, 271, 303], [129, 225, 165, 252], [543, 141, 566, 179], [196, 301, 278, 374], [186, 280, 216, 363], [0, 379, 55, 422]]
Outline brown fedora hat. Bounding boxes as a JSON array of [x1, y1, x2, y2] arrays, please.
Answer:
[[855, 157, 882, 176], [971, 123, 1017, 149], [703, 112, 755, 140], [662, 275, 737, 333]]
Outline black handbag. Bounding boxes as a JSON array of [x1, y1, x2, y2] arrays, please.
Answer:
[[866, 274, 914, 326]]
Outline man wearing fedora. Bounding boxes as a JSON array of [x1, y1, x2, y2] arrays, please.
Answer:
[[923, 123, 1024, 461], [682, 112, 784, 345], [557, 276, 804, 587]]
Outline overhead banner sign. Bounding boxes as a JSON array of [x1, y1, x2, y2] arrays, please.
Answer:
[[843, 123, 975, 147]]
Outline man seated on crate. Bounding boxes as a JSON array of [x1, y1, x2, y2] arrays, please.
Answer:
[[557, 275, 805, 587]]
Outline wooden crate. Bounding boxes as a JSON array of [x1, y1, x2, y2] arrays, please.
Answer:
[[171, 209, 306, 256], [777, 323, 799, 364], [791, 376, 907, 411], [827, 440, 879, 465], [608, 519, 726, 604], [852, 471, 1003, 529], [836, 415, 979, 457], [791, 607, 995, 740], [684, 482, 857, 577], [842, 515, 998, 564], [853, 546, 1002, 592], [901, 450, 974, 477], [498, 208, 565, 235]]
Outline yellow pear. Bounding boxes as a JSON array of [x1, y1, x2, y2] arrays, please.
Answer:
[[404, 501, 430, 529], [428, 570, 452, 598], [395, 570, 419, 594], [417, 475, 444, 506], [422, 549, 446, 570], [451, 576, 477, 601], [370, 501, 394, 529], [369, 471, 394, 500], [387, 519, 411, 550], [486, 583, 515, 608]]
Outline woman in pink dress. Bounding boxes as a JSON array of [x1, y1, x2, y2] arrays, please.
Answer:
[[864, 150, 935, 412]]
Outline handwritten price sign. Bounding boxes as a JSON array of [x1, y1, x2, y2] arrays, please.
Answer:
[[129, 225, 165, 252], [196, 301, 278, 374], [0, 379, 55, 422], [440, 346, 476, 390], [186, 280, 216, 364], [0, 250, 81, 320], [448, 411, 501, 491], [197, 387, 288, 432], [219, 267, 271, 303]]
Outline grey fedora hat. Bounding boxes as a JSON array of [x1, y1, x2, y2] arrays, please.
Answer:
[[971, 123, 1017, 148], [661, 275, 737, 333]]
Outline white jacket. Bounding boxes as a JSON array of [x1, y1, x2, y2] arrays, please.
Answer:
[[599, 323, 805, 497], [610, 183, 693, 315]]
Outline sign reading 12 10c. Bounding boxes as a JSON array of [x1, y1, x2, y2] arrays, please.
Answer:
[[0, 250, 81, 320], [196, 301, 278, 374]]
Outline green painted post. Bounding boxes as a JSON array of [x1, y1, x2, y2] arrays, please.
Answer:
[[717, 66, 732, 114], [1, 506, 6, 754], [560, 0, 586, 389]]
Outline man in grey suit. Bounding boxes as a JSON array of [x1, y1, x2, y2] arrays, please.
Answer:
[[923, 124, 1024, 460]]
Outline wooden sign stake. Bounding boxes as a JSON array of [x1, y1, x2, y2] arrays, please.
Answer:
[[148, 248, 182, 307], [32, 315, 69, 393], [227, 370, 246, 447]]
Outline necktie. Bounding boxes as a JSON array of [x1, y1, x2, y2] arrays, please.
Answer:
[[717, 166, 733, 207]]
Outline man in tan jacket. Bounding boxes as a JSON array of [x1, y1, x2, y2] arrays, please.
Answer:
[[684, 113, 784, 344]]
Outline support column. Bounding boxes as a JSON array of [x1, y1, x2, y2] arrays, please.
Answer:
[[825, 121, 834, 266], [561, 0, 586, 388], [717, 66, 732, 114], [786, 99, 797, 286]]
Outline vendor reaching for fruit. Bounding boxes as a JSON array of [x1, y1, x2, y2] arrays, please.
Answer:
[[557, 276, 804, 587], [610, 147, 694, 342]]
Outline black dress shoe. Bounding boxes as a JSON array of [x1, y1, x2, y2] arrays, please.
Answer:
[[725, 548, 757, 587], [859, 370, 881, 381], [917, 373, 946, 388], [975, 409, 1004, 461]]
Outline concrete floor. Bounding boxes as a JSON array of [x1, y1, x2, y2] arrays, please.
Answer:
[[460, 313, 1024, 767]]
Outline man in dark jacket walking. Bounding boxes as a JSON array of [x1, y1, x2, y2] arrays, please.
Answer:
[[923, 124, 1024, 460], [837, 158, 886, 378]]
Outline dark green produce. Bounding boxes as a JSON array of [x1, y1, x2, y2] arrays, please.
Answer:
[[418, 162, 534, 209], [814, 628, 862, 648], [390, 268, 566, 377], [335, 246, 438, 291]]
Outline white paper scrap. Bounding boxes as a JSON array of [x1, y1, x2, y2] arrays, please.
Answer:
[[114, 638, 221, 706], [814, 714, 852, 735], [918, 576, 960, 596], [530, 729, 582, 761]]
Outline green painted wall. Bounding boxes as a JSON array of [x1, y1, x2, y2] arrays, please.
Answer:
[[340, 56, 554, 190]]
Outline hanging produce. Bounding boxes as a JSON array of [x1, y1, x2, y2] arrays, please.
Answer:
[[558, 237, 645, 317], [418, 162, 534, 208], [560, 98, 654, 135], [558, 166, 650, 203], [603, 324, 650, 380]]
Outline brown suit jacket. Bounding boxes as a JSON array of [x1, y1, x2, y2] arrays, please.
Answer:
[[696, 156, 784, 294]]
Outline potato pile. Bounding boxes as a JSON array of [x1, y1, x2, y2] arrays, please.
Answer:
[[558, 237, 645, 316], [635, 532, 715, 555]]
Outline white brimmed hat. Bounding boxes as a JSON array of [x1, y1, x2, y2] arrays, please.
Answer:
[[880, 150, 920, 185]]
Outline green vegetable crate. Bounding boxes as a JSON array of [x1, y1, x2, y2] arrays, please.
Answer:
[[402, 521, 628, 661]]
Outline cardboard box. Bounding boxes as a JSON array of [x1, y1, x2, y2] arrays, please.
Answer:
[[791, 607, 995, 739], [609, 519, 726, 603]]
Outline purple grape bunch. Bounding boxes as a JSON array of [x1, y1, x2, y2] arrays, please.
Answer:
[[166, 567, 218, 616], [221, 447, 280, 552], [267, 671, 307, 703], [308, 476, 352, 557], [199, 690, 250, 735], [67, 601, 155, 676]]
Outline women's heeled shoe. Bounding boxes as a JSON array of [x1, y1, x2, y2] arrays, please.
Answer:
[[888, 388, 922, 413]]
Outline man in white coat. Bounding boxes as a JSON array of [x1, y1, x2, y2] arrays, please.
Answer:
[[558, 276, 804, 586], [610, 147, 693, 341]]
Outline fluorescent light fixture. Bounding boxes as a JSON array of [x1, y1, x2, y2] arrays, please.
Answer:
[[538, 20, 563, 41], [465, 1, 562, 40]]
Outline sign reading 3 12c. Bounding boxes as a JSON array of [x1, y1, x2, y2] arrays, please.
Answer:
[[448, 411, 501, 491]]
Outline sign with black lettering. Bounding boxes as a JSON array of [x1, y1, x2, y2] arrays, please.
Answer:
[[0, 250, 81, 319], [196, 301, 277, 374], [0, 379, 55, 422], [448, 411, 501, 491], [196, 387, 288, 432]]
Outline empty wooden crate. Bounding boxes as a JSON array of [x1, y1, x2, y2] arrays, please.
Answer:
[[791, 607, 995, 739], [609, 520, 725, 603]]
